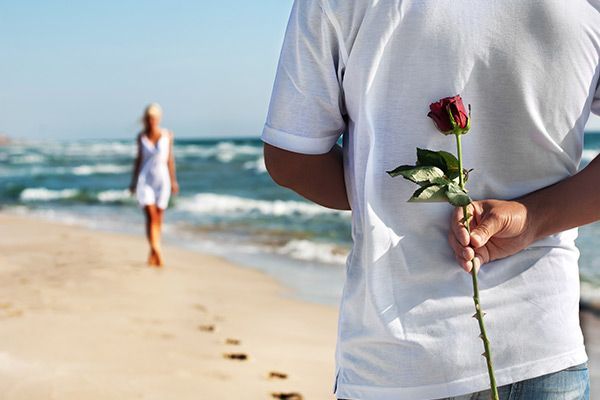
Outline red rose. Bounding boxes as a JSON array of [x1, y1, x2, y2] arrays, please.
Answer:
[[427, 95, 470, 134]]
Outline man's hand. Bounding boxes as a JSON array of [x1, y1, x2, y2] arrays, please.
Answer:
[[448, 155, 600, 274], [448, 199, 537, 273]]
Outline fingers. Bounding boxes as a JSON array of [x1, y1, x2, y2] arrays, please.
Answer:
[[450, 206, 471, 246], [448, 229, 475, 272], [449, 202, 491, 274], [470, 209, 504, 249]]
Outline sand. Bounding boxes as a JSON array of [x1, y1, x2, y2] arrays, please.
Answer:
[[0, 212, 598, 399], [0, 213, 338, 399]]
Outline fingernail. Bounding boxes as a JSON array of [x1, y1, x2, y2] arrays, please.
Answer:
[[471, 233, 481, 243]]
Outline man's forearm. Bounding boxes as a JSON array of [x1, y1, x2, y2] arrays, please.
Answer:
[[517, 155, 600, 241], [264, 143, 351, 210]]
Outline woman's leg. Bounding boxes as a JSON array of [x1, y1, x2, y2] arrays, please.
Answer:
[[144, 205, 163, 266], [155, 207, 165, 266]]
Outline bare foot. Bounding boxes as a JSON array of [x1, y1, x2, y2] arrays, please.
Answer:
[[148, 249, 164, 267], [154, 248, 164, 267], [147, 251, 157, 266]]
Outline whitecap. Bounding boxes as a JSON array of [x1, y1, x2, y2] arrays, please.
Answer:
[[176, 193, 347, 217], [97, 189, 132, 203], [242, 156, 267, 173], [20, 188, 79, 201], [72, 164, 130, 176], [276, 239, 349, 265], [581, 149, 598, 164], [175, 141, 262, 162]]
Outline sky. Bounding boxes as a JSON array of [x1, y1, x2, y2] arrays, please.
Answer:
[[1, 1, 599, 140]]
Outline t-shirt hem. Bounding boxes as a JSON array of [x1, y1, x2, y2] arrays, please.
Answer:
[[334, 345, 588, 400], [261, 123, 341, 155]]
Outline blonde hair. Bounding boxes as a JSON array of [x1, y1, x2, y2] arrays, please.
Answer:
[[143, 103, 163, 119]]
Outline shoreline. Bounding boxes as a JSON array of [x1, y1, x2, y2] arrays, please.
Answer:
[[0, 212, 598, 398]]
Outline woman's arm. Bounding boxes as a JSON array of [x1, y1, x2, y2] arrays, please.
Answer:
[[168, 130, 179, 195], [129, 134, 142, 194], [449, 154, 600, 273]]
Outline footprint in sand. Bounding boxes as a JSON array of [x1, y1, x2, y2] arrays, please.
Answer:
[[0, 303, 24, 318], [225, 338, 241, 345], [193, 303, 207, 313], [197, 324, 216, 332], [223, 352, 248, 361], [268, 371, 288, 380], [271, 392, 303, 400]]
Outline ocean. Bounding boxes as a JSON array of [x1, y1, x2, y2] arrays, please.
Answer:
[[1, 134, 599, 305]]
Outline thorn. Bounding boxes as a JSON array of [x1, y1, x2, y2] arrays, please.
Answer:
[[479, 333, 484, 339], [472, 313, 477, 318], [481, 352, 487, 357], [482, 312, 486, 317]]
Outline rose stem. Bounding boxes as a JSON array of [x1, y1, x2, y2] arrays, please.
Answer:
[[455, 133, 499, 400]]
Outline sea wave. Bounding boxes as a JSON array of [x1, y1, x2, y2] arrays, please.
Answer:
[[43, 142, 136, 158], [275, 239, 349, 265], [72, 164, 130, 176], [581, 149, 598, 164], [18, 187, 133, 204], [20, 188, 79, 201], [242, 156, 267, 173], [97, 189, 132, 203], [8, 154, 46, 164], [176, 193, 346, 217], [175, 141, 262, 162]]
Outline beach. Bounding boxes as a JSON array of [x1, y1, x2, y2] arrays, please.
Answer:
[[0, 213, 338, 399], [1, 212, 599, 399]]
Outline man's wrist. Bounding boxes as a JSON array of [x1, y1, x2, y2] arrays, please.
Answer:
[[514, 193, 548, 244]]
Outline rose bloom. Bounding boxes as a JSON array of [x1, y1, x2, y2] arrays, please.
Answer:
[[427, 95, 469, 134]]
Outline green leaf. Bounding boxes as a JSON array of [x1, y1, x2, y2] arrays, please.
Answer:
[[431, 176, 452, 186], [408, 184, 448, 202], [416, 148, 461, 179], [445, 182, 472, 206], [386, 164, 417, 177], [387, 165, 445, 184]]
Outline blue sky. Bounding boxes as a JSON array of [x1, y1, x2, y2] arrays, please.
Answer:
[[1, 1, 599, 139]]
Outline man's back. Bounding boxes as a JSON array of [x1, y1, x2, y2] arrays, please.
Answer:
[[262, 1, 600, 399]]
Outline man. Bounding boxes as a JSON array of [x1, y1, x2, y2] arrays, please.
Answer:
[[261, 1, 600, 399]]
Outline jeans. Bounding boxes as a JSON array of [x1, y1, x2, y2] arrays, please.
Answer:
[[444, 361, 590, 400], [338, 361, 590, 400]]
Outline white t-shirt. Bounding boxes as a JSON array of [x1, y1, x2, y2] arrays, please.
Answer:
[[261, 1, 600, 399]]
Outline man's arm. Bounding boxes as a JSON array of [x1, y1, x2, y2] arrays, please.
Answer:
[[518, 154, 600, 239], [449, 154, 600, 273], [263, 142, 351, 211]]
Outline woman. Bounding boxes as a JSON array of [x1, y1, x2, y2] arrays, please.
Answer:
[[129, 103, 179, 267]]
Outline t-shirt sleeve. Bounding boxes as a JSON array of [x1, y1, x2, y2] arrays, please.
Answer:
[[261, 0, 346, 155]]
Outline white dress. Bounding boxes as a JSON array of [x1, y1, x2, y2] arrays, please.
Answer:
[[136, 128, 171, 210]]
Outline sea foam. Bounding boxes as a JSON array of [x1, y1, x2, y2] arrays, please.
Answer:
[[176, 193, 347, 217]]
